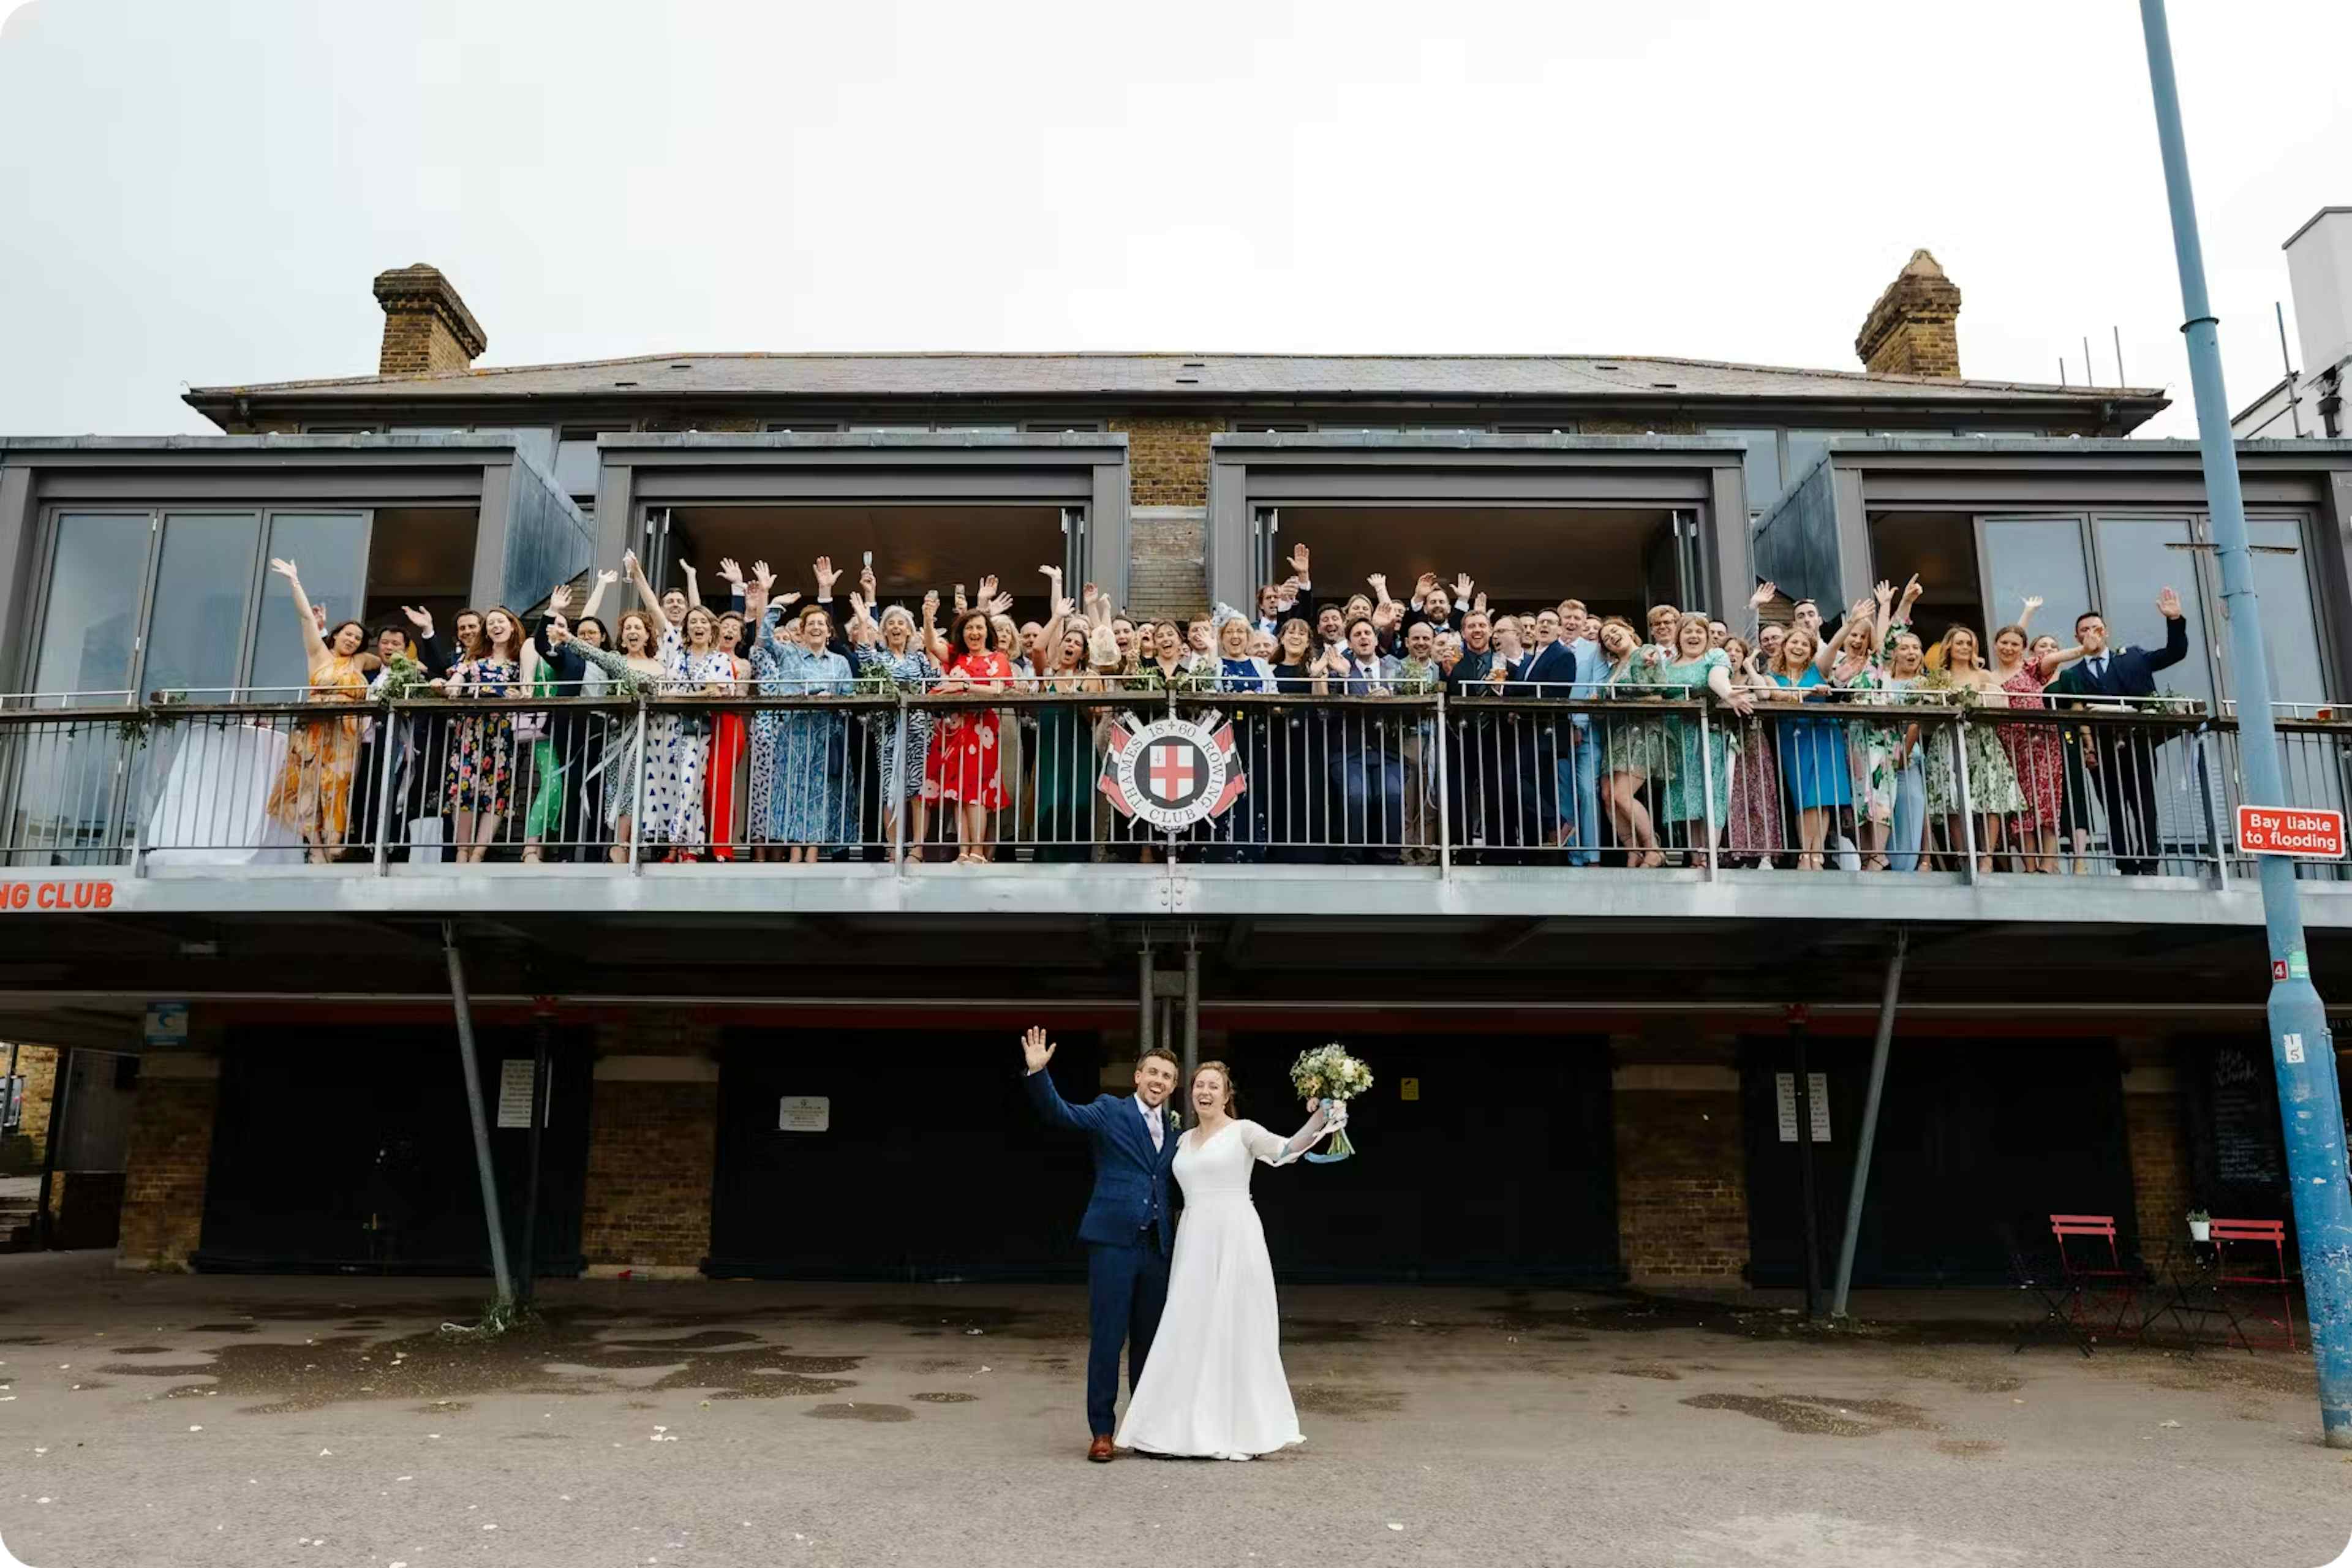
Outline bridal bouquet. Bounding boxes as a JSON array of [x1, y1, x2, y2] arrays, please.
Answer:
[[1290, 1042, 1373, 1163]]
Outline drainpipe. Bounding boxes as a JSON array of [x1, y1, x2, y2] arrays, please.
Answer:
[[2142, 0, 2352, 1446], [1182, 941, 1200, 1085], [32, 1047, 73, 1249], [442, 922, 514, 1308]]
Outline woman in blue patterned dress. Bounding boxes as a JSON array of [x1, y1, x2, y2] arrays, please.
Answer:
[[755, 600, 856, 861], [1763, 625, 1852, 871], [851, 593, 941, 864]]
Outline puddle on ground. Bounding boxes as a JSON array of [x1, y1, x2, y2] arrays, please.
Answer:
[[186, 1324, 257, 1335], [807, 1402, 913, 1423], [1936, 1438, 2002, 1458], [108, 1346, 176, 1356], [1610, 1365, 1683, 1381], [1681, 1393, 1940, 1438], [67, 1381, 111, 1391], [0, 1335, 50, 1346], [1291, 1385, 1404, 1419], [908, 1392, 978, 1404], [91, 1307, 864, 1414]]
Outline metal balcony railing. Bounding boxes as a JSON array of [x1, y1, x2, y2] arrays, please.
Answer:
[[0, 682, 2342, 884]]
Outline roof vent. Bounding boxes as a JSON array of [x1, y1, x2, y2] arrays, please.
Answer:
[[1593, 363, 1621, 370], [1651, 382, 1678, 389], [1181, 361, 1205, 369], [669, 362, 693, 370], [1175, 377, 1200, 385], [614, 380, 638, 388]]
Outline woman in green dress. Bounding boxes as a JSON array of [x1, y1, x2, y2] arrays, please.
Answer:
[[1033, 624, 1101, 861], [1603, 613, 1752, 865]]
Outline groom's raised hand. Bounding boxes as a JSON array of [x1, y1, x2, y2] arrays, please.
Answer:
[[1020, 1026, 1057, 1075]]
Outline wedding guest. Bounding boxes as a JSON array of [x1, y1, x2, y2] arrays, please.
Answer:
[[1268, 617, 1324, 859], [1314, 617, 1405, 862], [260, 558, 369, 863], [932, 609, 1013, 864], [1763, 625, 1850, 871], [851, 594, 942, 865], [1882, 630, 1932, 872], [1720, 635, 1785, 865], [1924, 625, 2026, 873], [549, 601, 665, 861], [443, 605, 530, 864], [1647, 612, 1745, 862], [1034, 624, 1101, 862], [1991, 600, 2089, 873], [2047, 592, 2185, 875]]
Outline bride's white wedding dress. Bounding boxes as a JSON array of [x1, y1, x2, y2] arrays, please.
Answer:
[[1114, 1117, 1323, 1460]]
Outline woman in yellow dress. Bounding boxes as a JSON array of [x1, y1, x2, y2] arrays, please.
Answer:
[[262, 557, 371, 862]]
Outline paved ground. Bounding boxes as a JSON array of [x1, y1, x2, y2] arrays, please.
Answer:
[[1, 1253, 2349, 1568]]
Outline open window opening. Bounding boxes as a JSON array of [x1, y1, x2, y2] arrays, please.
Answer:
[[1252, 505, 1706, 625], [649, 504, 1079, 626]]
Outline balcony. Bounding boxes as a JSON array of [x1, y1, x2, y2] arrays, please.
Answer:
[[2, 684, 2345, 929]]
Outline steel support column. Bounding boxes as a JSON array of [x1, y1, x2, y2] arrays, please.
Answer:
[[442, 921, 515, 1307], [1831, 927, 1907, 1318]]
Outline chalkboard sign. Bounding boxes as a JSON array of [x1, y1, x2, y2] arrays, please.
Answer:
[[2207, 1042, 2285, 1189]]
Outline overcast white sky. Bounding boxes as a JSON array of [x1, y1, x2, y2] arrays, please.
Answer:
[[0, 0, 2344, 439]]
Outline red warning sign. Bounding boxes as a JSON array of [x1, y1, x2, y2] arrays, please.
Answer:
[[2239, 805, 2346, 859]]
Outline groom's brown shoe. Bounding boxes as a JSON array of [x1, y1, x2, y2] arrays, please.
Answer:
[[1087, 1435, 1115, 1463]]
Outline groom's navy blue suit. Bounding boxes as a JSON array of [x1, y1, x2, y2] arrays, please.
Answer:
[[1025, 1066, 1180, 1437]]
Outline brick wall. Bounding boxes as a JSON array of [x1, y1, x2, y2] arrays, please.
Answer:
[[9, 1044, 58, 1163], [1128, 507, 1208, 624], [1109, 417, 1216, 507], [1855, 249, 1962, 379], [372, 265, 486, 379], [379, 313, 475, 377], [1613, 1060, 1748, 1284], [580, 1074, 718, 1275], [116, 1070, 219, 1271], [2123, 1067, 2191, 1256]]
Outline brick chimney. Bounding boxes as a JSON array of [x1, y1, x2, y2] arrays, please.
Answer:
[[371, 263, 488, 377], [1854, 249, 1961, 379]]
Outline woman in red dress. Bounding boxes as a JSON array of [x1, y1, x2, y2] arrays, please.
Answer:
[[929, 609, 1012, 864], [704, 609, 752, 861], [1990, 599, 2089, 873]]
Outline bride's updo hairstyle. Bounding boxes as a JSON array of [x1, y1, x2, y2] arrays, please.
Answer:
[[1191, 1060, 1238, 1117]]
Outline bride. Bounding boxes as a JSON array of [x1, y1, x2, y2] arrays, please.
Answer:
[[1115, 1060, 1344, 1460]]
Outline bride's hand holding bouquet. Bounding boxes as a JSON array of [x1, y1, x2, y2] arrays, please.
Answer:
[[1290, 1043, 1371, 1163]]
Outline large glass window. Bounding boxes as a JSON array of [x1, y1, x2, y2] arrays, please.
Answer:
[[30, 513, 149, 700], [143, 513, 262, 697], [247, 513, 368, 696], [2242, 518, 2329, 708], [2092, 516, 2212, 709], [1979, 518, 2092, 636]]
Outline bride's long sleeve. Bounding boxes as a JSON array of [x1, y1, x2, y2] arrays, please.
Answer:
[[1241, 1105, 1336, 1167]]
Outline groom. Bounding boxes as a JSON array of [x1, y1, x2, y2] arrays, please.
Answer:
[[1020, 1026, 1181, 1462]]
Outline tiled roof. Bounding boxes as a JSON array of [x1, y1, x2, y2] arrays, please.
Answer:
[[187, 351, 2166, 408]]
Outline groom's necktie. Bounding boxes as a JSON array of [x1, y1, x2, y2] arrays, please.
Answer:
[[1145, 1104, 1163, 1152]]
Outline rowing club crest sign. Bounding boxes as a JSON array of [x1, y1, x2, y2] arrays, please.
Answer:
[[1099, 713, 1246, 831]]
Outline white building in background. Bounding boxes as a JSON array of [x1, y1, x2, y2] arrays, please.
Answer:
[[2235, 206, 2352, 440]]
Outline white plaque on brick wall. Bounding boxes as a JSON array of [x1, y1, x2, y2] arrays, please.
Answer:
[[496, 1059, 540, 1129], [1774, 1072, 1830, 1143], [778, 1096, 830, 1133]]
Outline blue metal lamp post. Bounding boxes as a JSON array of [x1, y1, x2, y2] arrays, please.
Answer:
[[2139, 0, 2352, 1444]]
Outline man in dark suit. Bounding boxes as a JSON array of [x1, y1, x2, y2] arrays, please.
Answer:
[[1503, 608, 1578, 859], [1020, 1027, 1182, 1462], [2048, 588, 2189, 874]]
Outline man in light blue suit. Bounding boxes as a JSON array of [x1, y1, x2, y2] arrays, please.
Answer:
[[1020, 1027, 1182, 1462], [1552, 599, 1607, 865]]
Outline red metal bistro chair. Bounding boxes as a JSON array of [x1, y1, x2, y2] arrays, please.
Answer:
[[2050, 1214, 2140, 1343], [2209, 1218, 2295, 1350]]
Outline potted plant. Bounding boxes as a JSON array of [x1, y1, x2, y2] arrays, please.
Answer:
[[2187, 1207, 2211, 1243]]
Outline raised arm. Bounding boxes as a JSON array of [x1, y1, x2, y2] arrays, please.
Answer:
[[921, 590, 949, 665], [623, 549, 670, 626], [267, 558, 331, 676], [1747, 579, 1776, 641], [2035, 641, 2090, 681], [1017, 1027, 1105, 1134], [2149, 587, 2189, 670], [680, 559, 705, 614], [581, 567, 619, 625], [1708, 658, 1755, 716], [1241, 1101, 1341, 1166], [2017, 595, 2041, 638]]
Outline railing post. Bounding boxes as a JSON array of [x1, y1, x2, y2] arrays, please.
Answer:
[[2199, 721, 2230, 891], [372, 703, 398, 876], [1954, 712, 1979, 883], [1699, 705, 1719, 880], [1434, 692, 1451, 878], [892, 696, 911, 878], [628, 699, 649, 875]]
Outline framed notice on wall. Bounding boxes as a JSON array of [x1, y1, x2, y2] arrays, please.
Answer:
[[496, 1059, 541, 1129], [778, 1096, 830, 1133]]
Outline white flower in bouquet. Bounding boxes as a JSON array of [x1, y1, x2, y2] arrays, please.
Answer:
[[1289, 1042, 1373, 1160]]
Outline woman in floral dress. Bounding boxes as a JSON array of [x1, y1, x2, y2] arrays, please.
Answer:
[[927, 609, 1013, 864], [851, 594, 940, 864], [1719, 635, 1784, 864], [261, 558, 371, 862], [1923, 624, 2026, 873], [1826, 608, 1898, 870], [1648, 612, 1746, 861], [755, 601, 856, 861], [1986, 599, 2090, 872], [544, 608, 660, 861], [1598, 617, 1674, 865], [443, 606, 529, 864]]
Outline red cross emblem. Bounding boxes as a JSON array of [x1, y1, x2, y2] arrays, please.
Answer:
[[1147, 743, 1195, 801]]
